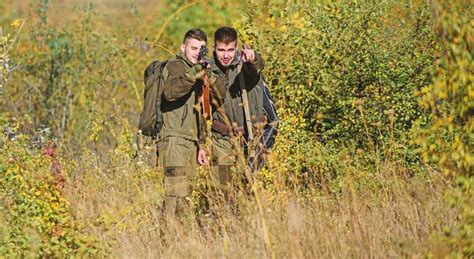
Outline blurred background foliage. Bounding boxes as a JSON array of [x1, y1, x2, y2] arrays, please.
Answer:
[[241, 1, 437, 167], [0, 0, 472, 257]]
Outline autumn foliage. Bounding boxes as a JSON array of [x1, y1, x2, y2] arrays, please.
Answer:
[[0, 0, 472, 257]]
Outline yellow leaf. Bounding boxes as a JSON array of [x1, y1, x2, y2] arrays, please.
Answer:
[[10, 19, 21, 29]]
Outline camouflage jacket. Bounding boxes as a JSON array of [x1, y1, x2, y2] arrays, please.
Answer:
[[159, 51, 224, 148], [210, 51, 265, 137]]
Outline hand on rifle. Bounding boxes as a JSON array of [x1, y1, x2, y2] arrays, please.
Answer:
[[197, 44, 210, 70], [195, 45, 210, 80], [194, 66, 209, 81]]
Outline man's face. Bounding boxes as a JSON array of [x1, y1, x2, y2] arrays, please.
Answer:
[[181, 38, 206, 65], [214, 41, 237, 67]]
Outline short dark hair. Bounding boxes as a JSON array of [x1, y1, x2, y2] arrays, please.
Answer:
[[183, 29, 207, 43], [214, 26, 238, 44]]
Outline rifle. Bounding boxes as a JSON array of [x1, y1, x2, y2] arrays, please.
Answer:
[[198, 45, 211, 120]]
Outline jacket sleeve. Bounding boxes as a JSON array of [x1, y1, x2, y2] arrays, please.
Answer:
[[163, 60, 203, 101], [243, 51, 264, 79], [239, 52, 264, 91]]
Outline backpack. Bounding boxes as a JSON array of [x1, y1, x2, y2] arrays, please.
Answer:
[[261, 79, 278, 150], [248, 78, 278, 171], [138, 60, 168, 138]]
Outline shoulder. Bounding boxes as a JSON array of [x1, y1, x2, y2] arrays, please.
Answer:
[[164, 58, 188, 74], [165, 58, 186, 68]]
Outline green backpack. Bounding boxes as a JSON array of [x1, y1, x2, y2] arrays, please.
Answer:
[[138, 60, 168, 138]]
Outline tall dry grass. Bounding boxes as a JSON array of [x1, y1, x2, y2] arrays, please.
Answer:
[[66, 142, 457, 258]]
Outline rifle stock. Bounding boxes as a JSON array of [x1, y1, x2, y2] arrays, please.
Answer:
[[201, 73, 211, 120]]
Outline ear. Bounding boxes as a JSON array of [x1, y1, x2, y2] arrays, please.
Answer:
[[180, 43, 185, 53]]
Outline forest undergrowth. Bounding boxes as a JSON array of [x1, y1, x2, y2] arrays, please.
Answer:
[[0, 0, 472, 257]]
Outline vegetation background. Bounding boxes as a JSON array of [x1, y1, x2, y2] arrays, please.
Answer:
[[0, 0, 472, 257]]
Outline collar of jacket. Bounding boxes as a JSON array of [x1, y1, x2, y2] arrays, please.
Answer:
[[175, 51, 194, 67]]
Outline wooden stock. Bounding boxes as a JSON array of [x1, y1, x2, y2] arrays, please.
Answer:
[[201, 73, 211, 120]]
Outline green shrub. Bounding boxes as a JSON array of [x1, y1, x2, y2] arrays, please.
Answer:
[[0, 132, 105, 257], [239, 1, 436, 162]]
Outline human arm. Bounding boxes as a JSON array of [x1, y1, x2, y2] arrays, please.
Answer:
[[239, 47, 265, 89], [241, 45, 264, 77], [163, 60, 206, 101]]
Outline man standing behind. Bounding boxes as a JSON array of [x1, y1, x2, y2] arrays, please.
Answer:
[[158, 29, 222, 219], [209, 26, 265, 196]]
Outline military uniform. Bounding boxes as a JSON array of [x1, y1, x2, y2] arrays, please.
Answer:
[[157, 52, 223, 218], [209, 51, 265, 196]]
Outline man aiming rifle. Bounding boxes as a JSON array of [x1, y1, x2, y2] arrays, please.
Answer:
[[156, 29, 224, 219]]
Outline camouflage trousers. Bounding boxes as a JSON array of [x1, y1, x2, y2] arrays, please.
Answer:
[[157, 136, 198, 219], [210, 134, 246, 201]]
